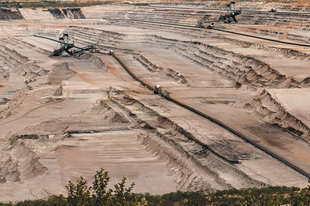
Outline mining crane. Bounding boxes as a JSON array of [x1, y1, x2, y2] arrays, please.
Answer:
[[34, 32, 97, 57], [219, 1, 242, 24], [196, 1, 241, 28]]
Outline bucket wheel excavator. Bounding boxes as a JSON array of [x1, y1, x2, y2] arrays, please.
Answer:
[[34, 31, 97, 57], [53, 32, 74, 56], [196, 1, 242, 28], [219, 1, 242, 24]]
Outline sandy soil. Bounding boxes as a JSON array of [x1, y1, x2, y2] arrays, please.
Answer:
[[0, 1, 310, 202]]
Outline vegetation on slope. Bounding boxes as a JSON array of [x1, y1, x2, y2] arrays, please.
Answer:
[[0, 1, 113, 9], [0, 1, 149, 9]]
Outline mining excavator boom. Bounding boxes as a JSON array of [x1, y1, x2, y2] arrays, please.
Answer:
[[34, 32, 97, 56], [196, 1, 241, 28]]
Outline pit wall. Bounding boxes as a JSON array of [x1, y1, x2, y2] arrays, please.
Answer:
[[151, 1, 310, 10], [235, 89, 310, 142], [0, 8, 23, 20], [1, 8, 85, 20], [109, 90, 266, 190], [2, 2, 310, 24]]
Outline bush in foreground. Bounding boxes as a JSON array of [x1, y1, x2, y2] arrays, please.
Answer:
[[65, 168, 146, 206]]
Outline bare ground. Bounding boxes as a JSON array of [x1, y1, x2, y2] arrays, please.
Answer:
[[0, 1, 310, 202]]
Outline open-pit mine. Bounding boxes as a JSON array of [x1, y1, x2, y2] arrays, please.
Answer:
[[1, 0, 310, 202]]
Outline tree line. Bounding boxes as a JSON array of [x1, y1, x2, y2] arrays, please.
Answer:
[[1, 168, 310, 206]]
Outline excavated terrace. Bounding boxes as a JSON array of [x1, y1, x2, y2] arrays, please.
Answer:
[[0, 1, 310, 202]]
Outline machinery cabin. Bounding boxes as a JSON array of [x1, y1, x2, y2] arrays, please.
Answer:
[[219, 1, 242, 24]]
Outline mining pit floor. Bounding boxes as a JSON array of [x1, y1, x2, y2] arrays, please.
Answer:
[[1, 2, 310, 202]]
